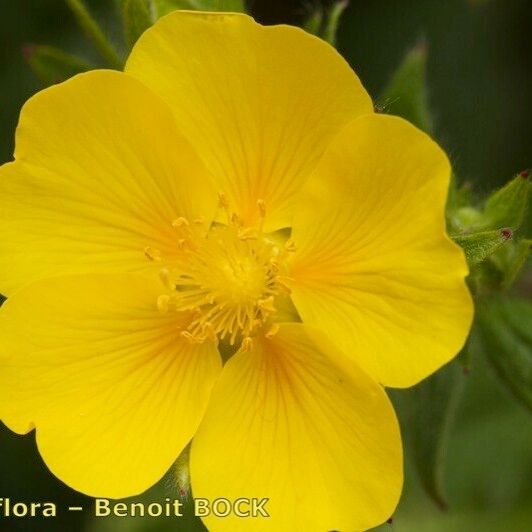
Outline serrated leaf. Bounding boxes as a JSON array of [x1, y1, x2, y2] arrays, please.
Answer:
[[478, 172, 531, 231], [155, 0, 245, 16], [391, 361, 465, 509], [23, 45, 93, 86], [380, 42, 433, 133], [123, 0, 156, 48], [477, 297, 532, 412], [453, 228, 512, 266]]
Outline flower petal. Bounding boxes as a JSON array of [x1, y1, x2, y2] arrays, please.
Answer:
[[0, 70, 216, 296], [190, 323, 402, 531], [289, 114, 473, 388], [0, 274, 221, 498], [126, 11, 372, 230]]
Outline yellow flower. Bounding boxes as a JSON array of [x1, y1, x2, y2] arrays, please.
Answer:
[[0, 11, 473, 532]]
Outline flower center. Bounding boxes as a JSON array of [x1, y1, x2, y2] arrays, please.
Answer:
[[147, 196, 294, 346]]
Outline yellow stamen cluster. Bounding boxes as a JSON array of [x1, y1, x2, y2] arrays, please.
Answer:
[[147, 197, 295, 347]]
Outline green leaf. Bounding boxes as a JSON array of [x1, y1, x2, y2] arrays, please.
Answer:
[[453, 228, 513, 266], [123, 0, 156, 48], [380, 41, 433, 133], [23, 44, 93, 86], [155, 0, 245, 16], [391, 361, 466, 509], [478, 171, 531, 231], [477, 297, 532, 412]]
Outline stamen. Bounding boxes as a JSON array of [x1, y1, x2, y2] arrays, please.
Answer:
[[258, 296, 276, 314], [257, 198, 266, 233], [148, 198, 295, 348], [157, 294, 171, 313], [238, 227, 258, 241], [257, 199, 266, 218], [144, 246, 162, 261], [284, 239, 297, 253], [159, 268, 172, 289], [218, 191, 232, 224], [241, 337, 253, 352], [172, 217, 190, 228], [265, 324, 280, 338]]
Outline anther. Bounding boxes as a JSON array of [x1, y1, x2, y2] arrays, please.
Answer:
[[230, 212, 242, 227], [251, 318, 262, 330], [202, 322, 216, 341], [241, 337, 254, 352], [157, 294, 171, 313], [257, 199, 266, 218], [269, 259, 280, 273], [172, 217, 190, 228], [258, 296, 276, 314], [238, 227, 258, 241], [265, 324, 280, 338], [218, 191, 228, 208], [284, 239, 297, 253], [159, 268, 172, 289], [144, 246, 162, 261], [180, 331, 204, 344], [276, 276, 293, 294]]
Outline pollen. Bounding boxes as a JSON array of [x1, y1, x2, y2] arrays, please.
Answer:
[[148, 198, 294, 346]]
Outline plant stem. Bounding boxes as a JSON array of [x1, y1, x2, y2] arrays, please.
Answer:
[[65, 0, 122, 69]]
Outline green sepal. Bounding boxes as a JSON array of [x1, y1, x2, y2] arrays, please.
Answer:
[[123, 0, 156, 49], [476, 297, 532, 412], [391, 360, 466, 510], [155, 0, 245, 17], [477, 172, 531, 231], [453, 228, 512, 267], [23, 44, 93, 86], [380, 41, 433, 133], [446, 175, 475, 233], [490, 238, 531, 288], [175, 444, 191, 499], [447, 174, 471, 213]]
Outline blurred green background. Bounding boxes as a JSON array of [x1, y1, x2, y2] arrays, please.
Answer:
[[0, 1, 530, 531]]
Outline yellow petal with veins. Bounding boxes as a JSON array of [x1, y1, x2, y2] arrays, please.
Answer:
[[0, 274, 221, 498], [0, 70, 216, 296], [126, 11, 372, 230], [289, 114, 473, 388], [191, 323, 402, 531]]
